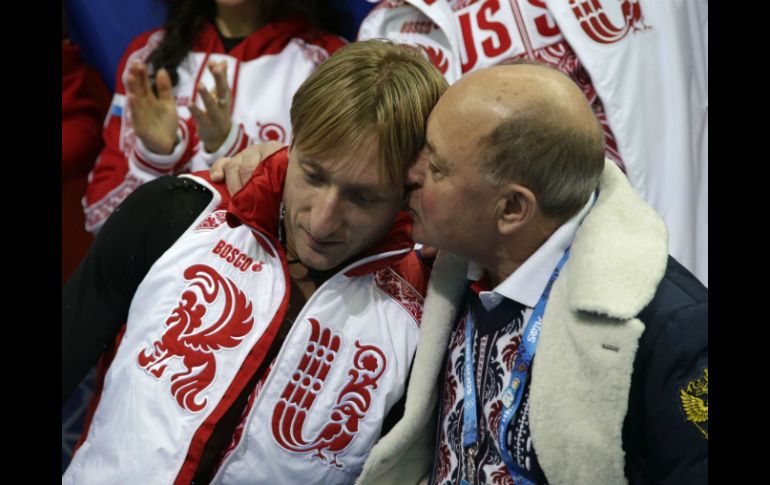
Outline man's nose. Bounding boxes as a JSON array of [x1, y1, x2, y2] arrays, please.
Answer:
[[406, 156, 426, 189], [309, 189, 343, 239]]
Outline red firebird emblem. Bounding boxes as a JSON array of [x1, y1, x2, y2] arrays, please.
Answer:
[[569, 0, 651, 44], [137, 264, 254, 412], [272, 317, 387, 468], [417, 43, 449, 75]]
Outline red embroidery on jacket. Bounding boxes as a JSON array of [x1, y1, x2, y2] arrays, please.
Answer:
[[451, 315, 466, 349], [291, 38, 332, 66], [569, 0, 650, 44], [489, 399, 504, 441], [416, 43, 449, 74], [400, 21, 438, 35], [436, 441, 452, 483], [83, 172, 144, 232], [272, 317, 387, 468], [137, 264, 254, 412], [491, 466, 515, 485], [256, 122, 287, 143], [442, 374, 458, 420], [194, 210, 227, 231], [373, 0, 409, 11], [501, 335, 521, 372], [211, 239, 263, 273], [451, 0, 479, 12], [374, 267, 424, 325]]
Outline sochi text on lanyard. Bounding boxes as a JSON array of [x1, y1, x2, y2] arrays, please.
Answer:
[[461, 248, 570, 485]]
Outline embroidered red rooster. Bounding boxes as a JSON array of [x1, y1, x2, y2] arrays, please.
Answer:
[[272, 317, 387, 468]]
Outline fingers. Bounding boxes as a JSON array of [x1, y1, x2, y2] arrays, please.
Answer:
[[235, 144, 276, 182], [197, 83, 219, 115], [188, 102, 205, 124], [126, 92, 139, 116], [156, 68, 174, 102], [126, 71, 148, 128], [212, 142, 288, 193], [223, 157, 247, 195], [263, 141, 286, 156], [210, 155, 230, 182], [239, 159, 255, 186], [209, 60, 230, 102], [139, 63, 153, 98], [209, 154, 248, 194], [195, 60, 231, 117], [240, 141, 284, 161], [125, 63, 144, 96]]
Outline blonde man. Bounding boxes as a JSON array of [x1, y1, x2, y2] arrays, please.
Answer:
[[63, 40, 447, 484]]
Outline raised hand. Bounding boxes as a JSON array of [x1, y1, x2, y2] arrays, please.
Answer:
[[189, 60, 233, 153], [125, 62, 178, 155]]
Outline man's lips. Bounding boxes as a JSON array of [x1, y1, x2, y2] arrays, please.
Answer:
[[302, 228, 343, 251]]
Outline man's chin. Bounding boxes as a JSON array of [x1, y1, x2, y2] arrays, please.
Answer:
[[297, 249, 341, 272]]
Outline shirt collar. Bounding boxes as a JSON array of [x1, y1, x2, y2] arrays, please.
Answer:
[[468, 192, 595, 310]]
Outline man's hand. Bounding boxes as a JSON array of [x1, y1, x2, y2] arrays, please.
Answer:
[[189, 60, 233, 153], [210, 141, 286, 195], [126, 63, 178, 154]]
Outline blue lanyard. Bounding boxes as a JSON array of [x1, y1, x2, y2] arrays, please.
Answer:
[[461, 248, 570, 484], [461, 310, 480, 485], [462, 309, 480, 449]]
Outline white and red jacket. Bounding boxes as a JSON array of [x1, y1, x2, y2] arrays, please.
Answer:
[[359, 0, 708, 286], [359, 0, 626, 168], [65, 150, 430, 484], [83, 17, 346, 234]]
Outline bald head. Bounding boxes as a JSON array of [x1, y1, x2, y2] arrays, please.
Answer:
[[449, 63, 603, 139], [438, 63, 606, 220]]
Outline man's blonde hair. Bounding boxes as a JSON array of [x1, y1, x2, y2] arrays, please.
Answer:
[[290, 39, 448, 188]]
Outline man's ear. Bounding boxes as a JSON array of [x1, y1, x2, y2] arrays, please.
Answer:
[[496, 183, 537, 236]]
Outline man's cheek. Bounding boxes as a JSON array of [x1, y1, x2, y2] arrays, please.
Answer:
[[420, 191, 439, 220]]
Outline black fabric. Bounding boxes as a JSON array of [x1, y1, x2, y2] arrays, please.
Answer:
[[212, 21, 245, 53], [62, 176, 212, 402], [623, 256, 709, 485], [469, 292, 526, 336], [221, 35, 245, 53]]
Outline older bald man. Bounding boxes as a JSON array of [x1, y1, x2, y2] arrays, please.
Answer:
[[407, 63, 707, 485]]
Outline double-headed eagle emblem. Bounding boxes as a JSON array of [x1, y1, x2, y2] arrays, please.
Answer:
[[679, 367, 708, 440]]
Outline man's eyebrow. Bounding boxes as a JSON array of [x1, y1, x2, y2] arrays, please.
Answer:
[[344, 180, 388, 199], [425, 138, 452, 171], [299, 158, 331, 176], [301, 158, 387, 198], [299, 158, 322, 170]]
